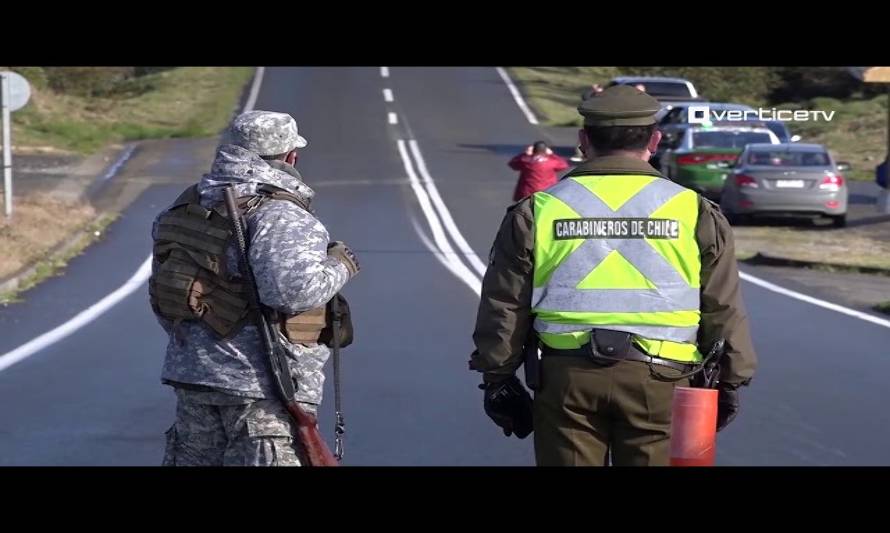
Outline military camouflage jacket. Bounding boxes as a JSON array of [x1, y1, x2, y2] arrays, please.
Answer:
[[153, 144, 351, 405]]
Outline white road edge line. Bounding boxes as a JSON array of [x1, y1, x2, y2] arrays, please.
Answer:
[[380, 66, 390, 78], [495, 67, 538, 125], [492, 66, 889, 330], [388, 112, 398, 125], [383, 88, 394, 102], [397, 139, 481, 296], [101, 144, 137, 181], [0, 257, 154, 372], [243, 66, 265, 113], [739, 271, 890, 329], [0, 66, 270, 373], [407, 140, 488, 278]]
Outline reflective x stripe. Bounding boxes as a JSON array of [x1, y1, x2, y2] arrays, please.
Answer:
[[532, 316, 699, 343], [532, 178, 699, 314]]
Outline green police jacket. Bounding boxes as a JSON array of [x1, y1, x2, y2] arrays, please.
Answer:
[[471, 154, 757, 388]]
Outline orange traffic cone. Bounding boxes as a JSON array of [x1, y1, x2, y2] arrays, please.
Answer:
[[670, 386, 718, 466]]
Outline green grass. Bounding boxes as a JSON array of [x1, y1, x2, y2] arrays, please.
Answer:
[[507, 67, 888, 181], [785, 95, 888, 181], [0, 213, 118, 306], [0, 67, 254, 302], [739, 252, 890, 276], [875, 302, 890, 315], [507, 67, 621, 127], [809, 263, 890, 276], [11, 67, 254, 154]]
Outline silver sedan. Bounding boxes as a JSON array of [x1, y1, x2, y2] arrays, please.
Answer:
[[720, 143, 850, 227]]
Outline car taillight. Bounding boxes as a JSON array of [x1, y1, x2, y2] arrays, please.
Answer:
[[819, 174, 844, 191], [735, 174, 759, 188], [677, 153, 737, 166]]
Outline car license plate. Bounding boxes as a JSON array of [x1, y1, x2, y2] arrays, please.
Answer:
[[775, 180, 805, 188]]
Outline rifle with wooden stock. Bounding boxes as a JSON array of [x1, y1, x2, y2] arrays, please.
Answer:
[[224, 186, 338, 467]]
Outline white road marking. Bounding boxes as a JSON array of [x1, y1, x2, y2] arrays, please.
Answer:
[[408, 212, 482, 297], [380, 67, 390, 78], [739, 271, 890, 329], [495, 67, 538, 125], [407, 140, 488, 277], [0, 257, 153, 372], [101, 144, 137, 181], [243, 66, 265, 112], [397, 139, 481, 296], [388, 112, 398, 125], [383, 88, 394, 102]]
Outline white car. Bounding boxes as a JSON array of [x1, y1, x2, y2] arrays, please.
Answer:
[[607, 76, 705, 121], [607, 76, 700, 100]]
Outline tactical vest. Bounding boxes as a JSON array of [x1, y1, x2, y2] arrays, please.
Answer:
[[531, 174, 702, 362], [149, 183, 349, 346]]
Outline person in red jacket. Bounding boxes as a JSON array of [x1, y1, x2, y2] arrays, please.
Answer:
[[509, 141, 571, 201]]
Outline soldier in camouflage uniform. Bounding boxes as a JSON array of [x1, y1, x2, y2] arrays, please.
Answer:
[[153, 111, 360, 466]]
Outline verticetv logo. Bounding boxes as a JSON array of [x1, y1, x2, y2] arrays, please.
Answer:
[[688, 105, 836, 125]]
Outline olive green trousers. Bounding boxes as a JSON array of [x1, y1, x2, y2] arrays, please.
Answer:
[[533, 356, 689, 466]]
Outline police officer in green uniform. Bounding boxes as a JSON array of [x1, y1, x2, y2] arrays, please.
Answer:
[[470, 85, 758, 466]]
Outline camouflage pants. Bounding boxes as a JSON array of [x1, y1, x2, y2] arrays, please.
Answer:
[[163, 388, 307, 467]]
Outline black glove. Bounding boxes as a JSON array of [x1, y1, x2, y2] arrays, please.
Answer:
[[328, 241, 360, 277], [716, 385, 740, 432], [480, 375, 533, 439]]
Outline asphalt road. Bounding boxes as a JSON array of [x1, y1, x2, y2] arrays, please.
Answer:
[[1, 67, 889, 466]]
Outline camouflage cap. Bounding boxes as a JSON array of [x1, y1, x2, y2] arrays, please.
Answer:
[[578, 85, 661, 127], [227, 111, 308, 156]]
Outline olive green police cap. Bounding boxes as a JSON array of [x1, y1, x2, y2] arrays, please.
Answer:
[[577, 85, 661, 127]]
